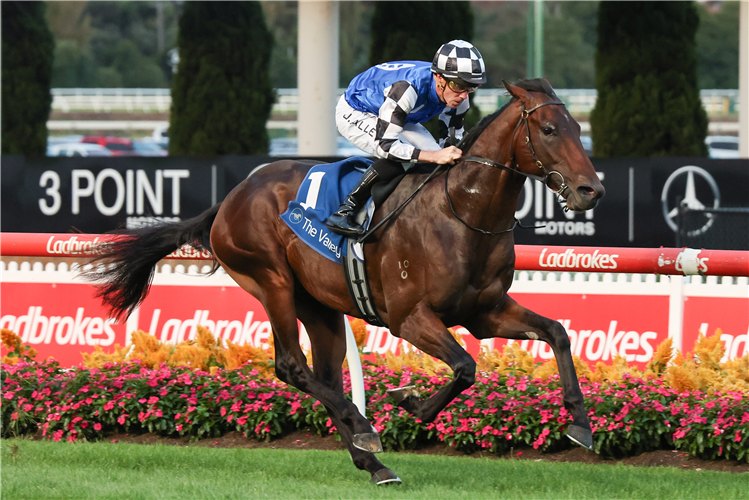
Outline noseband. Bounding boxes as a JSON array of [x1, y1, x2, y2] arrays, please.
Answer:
[[446, 99, 568, 236]]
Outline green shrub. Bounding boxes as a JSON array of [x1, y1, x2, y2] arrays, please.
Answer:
[[1, 1, 54, 155], [169, 1, 274, 155], [590, 1, 708, 157]]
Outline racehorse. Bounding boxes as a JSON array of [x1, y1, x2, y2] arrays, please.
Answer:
[[84, 79, 604, 485]]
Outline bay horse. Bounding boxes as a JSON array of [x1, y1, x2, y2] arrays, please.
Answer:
[[84, 79, 604, 485]]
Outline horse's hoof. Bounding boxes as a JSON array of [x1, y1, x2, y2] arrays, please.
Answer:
[[353, 432, 383, 453], [370, 468, 402, 485], [387, 385, 420, 405], [567, 424, 593, 450]]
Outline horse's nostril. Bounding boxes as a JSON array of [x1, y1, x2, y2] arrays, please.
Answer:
[[578, 186, 596, 197]]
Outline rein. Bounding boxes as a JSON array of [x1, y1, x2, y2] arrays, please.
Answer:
[[356, 99, 568, 242], [446, 99, 568, 236]]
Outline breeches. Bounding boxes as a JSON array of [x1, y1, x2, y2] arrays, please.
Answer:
[[335, 95, 440, 170]]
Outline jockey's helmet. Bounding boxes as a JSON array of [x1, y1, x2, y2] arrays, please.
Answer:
[[431, 40, 486, 86]]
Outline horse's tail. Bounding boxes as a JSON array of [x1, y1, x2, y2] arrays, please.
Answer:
[[82, 203, 222, 320]]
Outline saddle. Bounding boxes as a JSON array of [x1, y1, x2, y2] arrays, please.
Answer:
[[280, 158, 437, 326], [281, 157, 396, 326]]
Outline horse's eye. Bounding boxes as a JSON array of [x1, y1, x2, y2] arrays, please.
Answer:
[[542, 127, 555, 136]]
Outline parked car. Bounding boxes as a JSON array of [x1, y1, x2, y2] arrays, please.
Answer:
[[269, 136, 369, 157], [132, 138, 168, 157], [579, 136, 593, 157], [152, 125, 169, 149], [81, 136, 136, 156], [705, 135, 740, 159], [47, 143, 113, 157]]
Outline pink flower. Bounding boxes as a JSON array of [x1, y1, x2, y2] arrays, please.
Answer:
[[94, 423, 102, 431], [148, 397, 159, 404], [117, 415, 128, 425], [220, 407, 227, 416], [10, 412, 18, 420], [735, 432, 742, 443], [53, 429, 64, 442], [176, 424, 183, 432]]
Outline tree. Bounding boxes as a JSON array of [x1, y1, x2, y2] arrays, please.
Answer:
[[589, 2, 708, 157], [1, 1, 54, 155], [696, 1, 739, 89], [169, 1, 274, 155], [471, 1, 597, 89], [46, 2, 180, 88], [51, 40, 98, 88], [261, 2, 298, 89], [369, 1, 474, 65]]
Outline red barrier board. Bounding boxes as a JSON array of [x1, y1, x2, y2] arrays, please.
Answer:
[[0, 233, 211, 259], [133, 285, 272, 347], [682, 297, 749, 360], [492, 294, 670, 368], [1, 283, 128, 366], [514, 245, 749, 277], [3, 233, 748, 275], [3, 281, 693, 370]]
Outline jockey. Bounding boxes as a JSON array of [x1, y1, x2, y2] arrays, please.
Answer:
[[326, 39, 487, 237]]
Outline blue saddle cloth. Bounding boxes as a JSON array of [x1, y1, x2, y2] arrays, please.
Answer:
[[280, 157, 374, 263]]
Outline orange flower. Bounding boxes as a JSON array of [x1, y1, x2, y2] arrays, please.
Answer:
[[1, 329, 21, 349]]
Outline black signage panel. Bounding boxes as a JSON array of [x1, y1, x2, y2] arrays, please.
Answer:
[[2, 155, 218, 233], [3, 155, 748, 250], [513, 157, 749, 249]]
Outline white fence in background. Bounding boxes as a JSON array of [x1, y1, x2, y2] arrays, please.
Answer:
[[52, 88, 740, 117]]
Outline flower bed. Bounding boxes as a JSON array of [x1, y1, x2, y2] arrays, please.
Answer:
[[2, 357, 747, 462], [2, 325, 748, 462]]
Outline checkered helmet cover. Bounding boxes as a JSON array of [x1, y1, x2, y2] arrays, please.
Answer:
[[431, 40, 486, 85]]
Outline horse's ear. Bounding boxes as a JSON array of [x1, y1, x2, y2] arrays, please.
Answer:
[[502, 80, 528, 100]]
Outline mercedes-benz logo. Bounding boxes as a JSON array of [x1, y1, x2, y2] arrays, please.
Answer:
[[661, 165, 720, 235]]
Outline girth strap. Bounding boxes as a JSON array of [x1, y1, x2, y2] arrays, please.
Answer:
[[342, 238, 387, 327]]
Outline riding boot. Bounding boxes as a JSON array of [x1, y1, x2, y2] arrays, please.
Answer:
[[326, 166, 382, 237], [326, 159, 404, 237]]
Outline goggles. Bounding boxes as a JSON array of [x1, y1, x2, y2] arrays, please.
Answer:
[[446, 80, 478, 94]]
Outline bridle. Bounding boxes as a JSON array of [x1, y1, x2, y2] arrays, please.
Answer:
[[446, 99, 568, 236], [356, 99, 570, 243]]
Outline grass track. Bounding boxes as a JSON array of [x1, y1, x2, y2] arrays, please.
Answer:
[[1, 439, 746, 500]]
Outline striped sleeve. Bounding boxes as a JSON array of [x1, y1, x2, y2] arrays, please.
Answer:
[[374, 81, 420, 162], [438, 98, 469, 147]]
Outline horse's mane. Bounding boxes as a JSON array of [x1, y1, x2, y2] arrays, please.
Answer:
[[458, 78, 558, 153]]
